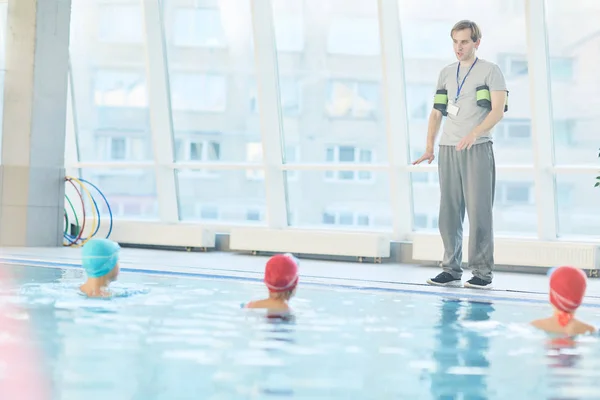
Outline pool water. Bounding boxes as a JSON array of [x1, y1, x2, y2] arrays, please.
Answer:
[[2, 264, 600, 399]]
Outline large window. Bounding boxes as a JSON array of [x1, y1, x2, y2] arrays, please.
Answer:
[[327, 15, 380, 56], [286, 171, 392, 229], [174, 137, 221, 162], [555, 174, 600, 237], [271, 0, 389, 229], [93, 69, 148, 108], [57, 0, 599, 241], [400, 0, 535, 233], [162, 1, 265, 222], [411, 170, 537, 235], [325, 146, 374, 182], [70, 0, 153, 218], [94, 133, 150, 162], [546, 1, 599, 166], [249, 77, 301, 116], [80, 169, 158, 219], [326, 80, 380, 119], [546, 0, 600, 238], [176, 170, 266, 223]]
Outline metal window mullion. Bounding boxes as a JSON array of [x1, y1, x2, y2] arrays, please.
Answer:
[[65, 61, 79, 171], [378, 0, 413, 241], [141, 0, 179, 222], [250, 0, 288, 228], [525, 0, 558, 239]]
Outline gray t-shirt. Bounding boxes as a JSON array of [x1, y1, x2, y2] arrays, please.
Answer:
[[435, 58, 507, 146]]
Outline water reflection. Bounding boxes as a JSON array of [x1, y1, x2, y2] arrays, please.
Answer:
[[0, 264, 65, 284], [430, 299, 494, 400], [259, 314, 296, 397]]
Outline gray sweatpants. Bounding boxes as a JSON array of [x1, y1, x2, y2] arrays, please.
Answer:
[[438, 142, 495, 281]]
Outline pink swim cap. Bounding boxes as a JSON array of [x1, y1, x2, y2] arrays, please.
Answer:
[[549, 265, 587, 314], [264, 254, 299, 292]]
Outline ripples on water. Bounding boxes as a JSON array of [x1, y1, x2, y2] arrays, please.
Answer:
[[0, 265, 599, 399]]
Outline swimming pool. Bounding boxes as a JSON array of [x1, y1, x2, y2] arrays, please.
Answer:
[[2, 263, 600, 399]]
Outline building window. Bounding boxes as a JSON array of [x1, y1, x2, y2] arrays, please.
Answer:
[[414, 214, 428, 230], [322, 209, 371, 227], [495, 119, 531, 142], [322, 212, 335, 225], [250, 77, 301, 116], [244, 143, 299, 180], [498, 53, 573, 80], [98, 4, 143, 44], [172, 8, 227, 48], [497, 54, 528, 77], [99, 196, 157, 218], [411, 171, 438, 185], [246, 209, 263, 222], [245, 142, 264, 181], [413, 213, 438, 230], [175, 139, 221, 162], [170, 73, 227, 112], [553, 119, 576, 145], [198, 205, 219, 220], [326, 80, 379, 119], [327, 16, 380, 56], [95, 136, 130, 161], [498, 182, 534, 205], [109, 137, 127, 161], [325, 146, 374, 182], [94, 70, 147, 108], [406, 84, 434, 120], [95, 133, 152, 163]]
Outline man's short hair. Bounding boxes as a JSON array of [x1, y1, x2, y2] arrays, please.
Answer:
[[451, 20, 482, 42]]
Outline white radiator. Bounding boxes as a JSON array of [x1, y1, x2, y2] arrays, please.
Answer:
[[412, 232, 600, 269], [230, 228, 391, 259], [79, 219, 216, 249]]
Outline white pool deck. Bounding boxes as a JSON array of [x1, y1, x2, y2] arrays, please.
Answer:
[[1, 246, 600, 307]]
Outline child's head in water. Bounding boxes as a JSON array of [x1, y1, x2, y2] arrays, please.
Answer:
[[531, 265, 595, 335], [245, 253, 299, 311], [79, 239, 121, 298], [548, 265, 587, 325]]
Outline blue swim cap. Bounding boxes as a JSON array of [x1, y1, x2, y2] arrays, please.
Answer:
[[81, 239, 120, 278]]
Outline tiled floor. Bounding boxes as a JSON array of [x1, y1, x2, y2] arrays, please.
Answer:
[[1, 246, 599, 305]]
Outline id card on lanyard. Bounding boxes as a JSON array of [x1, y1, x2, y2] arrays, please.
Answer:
[[448, 57, 478, 116]]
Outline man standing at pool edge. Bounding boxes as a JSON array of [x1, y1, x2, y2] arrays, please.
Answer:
[[413, 20, 507, 289]]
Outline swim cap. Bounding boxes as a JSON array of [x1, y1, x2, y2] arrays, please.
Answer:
[[264, 253, 299, 292], [549, 265, 587, 314], [81, 239, 120, 278]]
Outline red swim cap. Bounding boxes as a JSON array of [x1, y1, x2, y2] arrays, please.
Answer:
[[264, 254, 299, 292], [549, 265, 587, 314]]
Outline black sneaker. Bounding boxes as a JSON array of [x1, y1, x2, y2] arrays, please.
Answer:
[[426, 272, 462, 287], [464, 276, 493, 290]]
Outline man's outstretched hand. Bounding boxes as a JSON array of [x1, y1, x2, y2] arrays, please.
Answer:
[[412, 150, 435, 165]]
